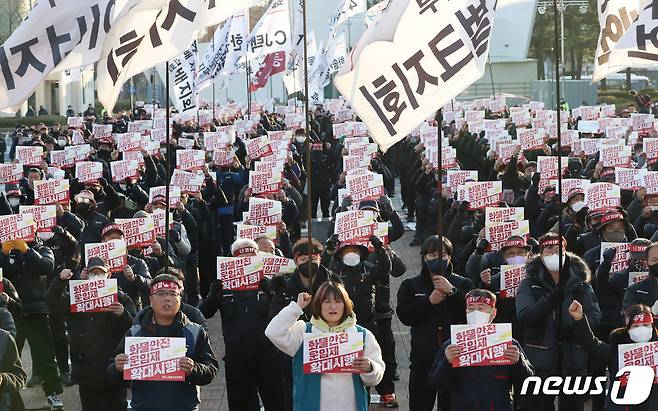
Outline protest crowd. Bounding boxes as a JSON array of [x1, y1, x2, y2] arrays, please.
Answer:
[[3, 91, 658, 411]]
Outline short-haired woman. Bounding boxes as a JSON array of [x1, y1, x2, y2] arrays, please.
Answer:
[[265, 281, 385, 411]]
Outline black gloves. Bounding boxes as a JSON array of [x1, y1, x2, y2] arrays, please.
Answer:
[[326, 234, 340, 252], [602, 247, 617, 264], [531, 172, 541, 186], [168, 229, 182, 243], [369, 235, 384, 250]]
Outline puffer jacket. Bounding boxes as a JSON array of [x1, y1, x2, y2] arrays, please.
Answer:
[[516, 253, 601, 376], [0, 244, 55, 315]]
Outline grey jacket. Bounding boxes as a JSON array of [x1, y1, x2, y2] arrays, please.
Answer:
[[515, 252, 601, 376]]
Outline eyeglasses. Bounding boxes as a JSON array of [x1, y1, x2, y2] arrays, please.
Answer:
[[152, 291, 181, 299]]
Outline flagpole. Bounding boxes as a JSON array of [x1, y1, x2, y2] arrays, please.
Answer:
[[212, 33, 216, 123], [488, 56, 496, 100], [164, 60, 171, 273], [302, 0, 314, 278], [246, 61, 252, 116], [436, 111, 443, 251], [553, 0, 564, 276]]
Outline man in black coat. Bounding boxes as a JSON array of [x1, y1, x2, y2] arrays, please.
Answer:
[[396, 235, 474, 411], [0, 238, 64, 409], [46, 257, 136, 410], [0, 328, 27, 411], [428, 289, 533, 410]]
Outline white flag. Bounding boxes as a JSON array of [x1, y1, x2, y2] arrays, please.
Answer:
[[608, 0, 658, 71], [97, 0, 263, 112], [196, 17, 234, 91], [0, 0, 125, 110], [328, 0, 367, 42], [334, 0, 497, 151], [592, 0, 641, 82], [168, 41, 198, 115], [283, 31, 317, 94], [245, 0, 294, 62], [217, 10, 251, 88]]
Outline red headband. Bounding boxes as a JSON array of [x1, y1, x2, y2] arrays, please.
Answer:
[[539, 237, 565, 250], [150, 281, 181, 294], [629, 312, 653, 326], [600, 212, 624, 225], [630, 244, 648, 254], [502, 238, 528, 250], [233, 246, 257, 257], [466, 295, 495, 309]]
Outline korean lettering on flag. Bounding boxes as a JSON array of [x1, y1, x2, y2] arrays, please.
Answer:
[[303, 332, 365, 374], [0, 163, 23, 184], [168, 41, 198, 115], [584, 182, 621, 212], [19, 206, 56, 233], [0, 0, 123, 110], [85, 239, 128, 273], [0, 213, 36, 243], [196, 15, 233, 91], [334, 0, 498, 151], [450, 323, 513, 367], [116, 218, 156, 249], [124, 337, 186, 381], [457, 181, 503, 210], [500, 265, 526, 298], [618, 341, 658, 384], [245, 0, 293, 62], [250, 51, 286, 91], [593, 0, 641, 82], [34, 179, 70, 205], [607, 0, 658, 73], [217, 9, 251, 87], [69, 279, 118, 313], [334, 210, 388, 251], [485, 220, 530, 251]]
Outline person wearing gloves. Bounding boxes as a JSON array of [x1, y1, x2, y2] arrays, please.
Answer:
[[583, 208, 637, 274], [46, 256, 136, 410], [428, 289, 533, 410], [396, 235, 474, 411], [515, 232, 601, 411], [108, 274, 218, 411], [569, 300, 658, 410], [100, 223, 151, 309], [624, 241, 658, 311], [199, 238, 284, 411], [598, 238, 651, 313], [265, 281, 384, 411], [0, 236, 64, 410]]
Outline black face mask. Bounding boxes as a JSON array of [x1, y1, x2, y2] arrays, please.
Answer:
[[76, 203, 93, 218], [650, 263, 658, 278], [98, 149, 111, 160], [298, 262, 319, 279]]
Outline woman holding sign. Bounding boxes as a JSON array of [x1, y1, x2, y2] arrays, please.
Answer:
[[265, 281, 384, 411], [569, 301, 658, 410]]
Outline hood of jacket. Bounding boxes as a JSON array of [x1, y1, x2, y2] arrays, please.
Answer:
[[525, 252, 590, 289]]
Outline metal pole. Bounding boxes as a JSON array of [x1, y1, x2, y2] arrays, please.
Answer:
[[246, 62, 252, 116], [553, 0, 564, 276], [302, 0, 314, 279], [436, 112, 442, 253], [488, 57, 496, 99], [212, 81, 216, 122], [164, 61, 171, 273], [129, 77, 134, 111]]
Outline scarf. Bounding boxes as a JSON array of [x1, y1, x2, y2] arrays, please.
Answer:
[[310, 313, 357, 333]]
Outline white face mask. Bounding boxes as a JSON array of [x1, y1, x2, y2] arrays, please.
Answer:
[[118, 183, 128, 191], [466, 310, 491, 325], [571, 201, 585, 212], [8, 198, 20, 207], [629, 326, 653, 343], [342, 252, 361, 267], [58, 139, 67, 147], [295, 136, 306, 143], [506, 255, 526, 265], [37, 231, 55, 241], [88, 274, 107, 281], [542, 253, 565, 272]]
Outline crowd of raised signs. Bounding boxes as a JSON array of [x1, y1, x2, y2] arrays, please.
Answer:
[[2, 93, 658, 410]]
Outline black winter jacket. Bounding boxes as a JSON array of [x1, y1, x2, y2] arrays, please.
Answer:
[[0, 245, 55, 315]]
